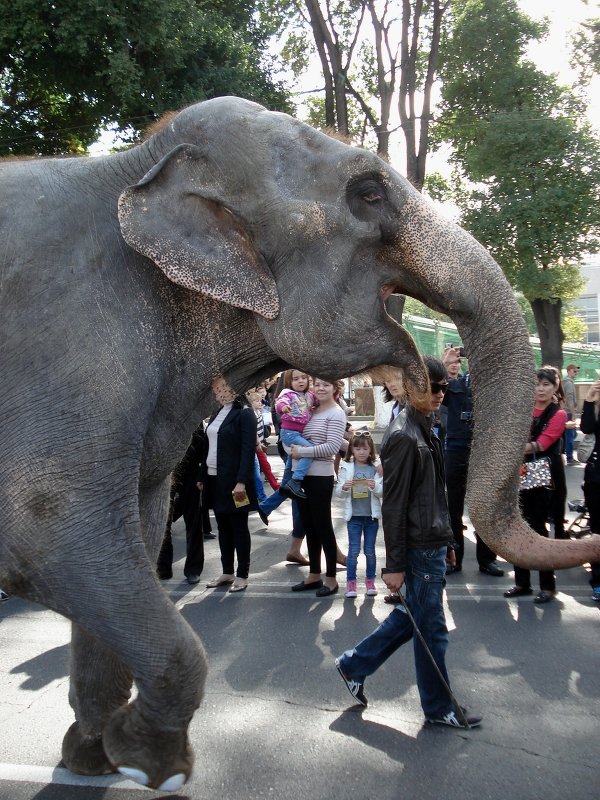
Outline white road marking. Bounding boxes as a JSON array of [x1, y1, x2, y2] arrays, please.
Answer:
[[0, 763, 146, 790], [169, 581, 595, 600]]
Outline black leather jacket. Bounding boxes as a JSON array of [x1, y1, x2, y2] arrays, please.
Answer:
[[380, 405, 454, 574]]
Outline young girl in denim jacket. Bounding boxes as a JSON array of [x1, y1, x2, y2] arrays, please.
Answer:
[[335, 431, 383, 597]]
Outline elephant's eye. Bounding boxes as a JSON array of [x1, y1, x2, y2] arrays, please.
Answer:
[[346, 172, 390, 223], [362, 190, 384, 204]]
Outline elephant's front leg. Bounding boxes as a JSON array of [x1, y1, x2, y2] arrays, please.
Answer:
[[62, 624, 133, 776], [55, 478, 207, 791], [98, 480, 207, 792], [100, 603, 206, 792]]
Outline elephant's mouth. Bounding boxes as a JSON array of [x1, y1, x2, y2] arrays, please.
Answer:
[[380, 283, 402, 303]]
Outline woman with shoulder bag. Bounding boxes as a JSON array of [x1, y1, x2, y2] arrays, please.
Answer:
[[580, 379, 600, 602], [504, 367, 567, 604]]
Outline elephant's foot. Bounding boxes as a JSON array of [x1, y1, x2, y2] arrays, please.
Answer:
[[102, 703, 193, 792], [61, 722, 115, 776]]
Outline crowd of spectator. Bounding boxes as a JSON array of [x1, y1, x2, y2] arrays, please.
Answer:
[[154, 350, 599, 608]]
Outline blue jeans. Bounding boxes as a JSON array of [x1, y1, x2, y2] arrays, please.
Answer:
[[280, 429, 313, 482], [259, 489, 286, 515], [346, 516, 379, 580], [258, 493, 304, 539], [337, 546, 452, 718], [565, 413, 575, 460], [254, 456, 267, 503]]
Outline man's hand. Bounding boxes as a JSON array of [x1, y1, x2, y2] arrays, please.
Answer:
[[442, 346, 461, 369], [383, 571, 405, 592], [585, 380, 600, 402], [446, 547, 456, 567]]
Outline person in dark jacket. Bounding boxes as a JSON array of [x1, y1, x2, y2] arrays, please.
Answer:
[[156, 422, 212, 584], [580, 379, 600, 601], [335, 357, 482, 729], [199, 378, 259, 593], [441, 346, 503, 576]]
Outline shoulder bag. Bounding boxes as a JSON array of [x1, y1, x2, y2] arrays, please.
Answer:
[[519, 451, 553, 491]]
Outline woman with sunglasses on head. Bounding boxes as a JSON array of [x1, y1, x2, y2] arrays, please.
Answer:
[[289, 378, 347, 596], [504, 367, 567, 604]]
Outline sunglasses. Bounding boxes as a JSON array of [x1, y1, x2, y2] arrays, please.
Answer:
[[430, 382, 448, 394], [352, 431, 372, 440]]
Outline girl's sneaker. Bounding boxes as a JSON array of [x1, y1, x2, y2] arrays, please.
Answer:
[[365, 579, 378, 596], [345, 579, 357, 598]]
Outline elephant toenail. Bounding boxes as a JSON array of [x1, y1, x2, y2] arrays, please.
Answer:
[[118, 766, 150, 786], [159, 773, 187, 792]]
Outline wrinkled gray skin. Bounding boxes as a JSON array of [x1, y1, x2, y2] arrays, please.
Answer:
[[1, 97, 598, 790]]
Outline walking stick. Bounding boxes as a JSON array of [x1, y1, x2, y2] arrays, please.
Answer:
[[395, 592, 471, 729]]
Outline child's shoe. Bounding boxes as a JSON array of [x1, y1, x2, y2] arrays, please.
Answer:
[[283, 478, 307, 500], [365, 579, 378, 596], [345, 579, 357, 598]]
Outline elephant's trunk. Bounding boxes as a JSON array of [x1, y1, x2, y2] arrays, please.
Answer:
[[390, 193, 600, 569]]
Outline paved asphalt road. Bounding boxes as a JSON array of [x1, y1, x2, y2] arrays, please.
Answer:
[[1, 458, 598, 800]]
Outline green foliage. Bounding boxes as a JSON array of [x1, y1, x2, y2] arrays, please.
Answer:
[[562, 310, 587, 343], [515, 293, 538, 336], [402, 296, 451, 324], [434, 0, 600, 311], [0, 0, 293, 155], [423, 171, 452, 203], [571, 14, 600, 84]]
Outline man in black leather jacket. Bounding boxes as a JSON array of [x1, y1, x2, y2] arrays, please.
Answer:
[[335, 357, 481, 728]]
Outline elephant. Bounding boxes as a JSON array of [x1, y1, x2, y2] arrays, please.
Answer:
[[1, 96, 599, 790]]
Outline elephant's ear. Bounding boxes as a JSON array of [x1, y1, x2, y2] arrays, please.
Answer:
[[118, 144, 279, 320]]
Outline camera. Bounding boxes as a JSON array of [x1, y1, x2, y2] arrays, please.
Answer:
[[460, 411, 473, 422], [445, 342, 466, 358]]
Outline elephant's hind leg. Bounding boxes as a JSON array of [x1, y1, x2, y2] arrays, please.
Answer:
[[62, 623, 133, 776]]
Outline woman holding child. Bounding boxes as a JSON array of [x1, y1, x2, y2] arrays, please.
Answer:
[[290, 378, 346, 596]]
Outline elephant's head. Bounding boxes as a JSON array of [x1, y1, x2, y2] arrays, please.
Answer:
[[118, 96, 600, 570]]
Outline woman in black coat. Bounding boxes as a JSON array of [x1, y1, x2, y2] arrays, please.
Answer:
[[199, 380, 258, 592], [580, 379, 600, 602]]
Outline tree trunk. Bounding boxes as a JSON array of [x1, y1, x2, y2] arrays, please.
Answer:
[[399, 0, 450, 191], [530, 297, 564, 368]]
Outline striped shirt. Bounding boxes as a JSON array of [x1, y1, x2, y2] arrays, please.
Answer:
[[294, 403, 346, 476]]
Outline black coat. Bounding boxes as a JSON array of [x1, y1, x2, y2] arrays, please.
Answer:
[[581, 400, 600, 484], [199, 402, 258, 515]]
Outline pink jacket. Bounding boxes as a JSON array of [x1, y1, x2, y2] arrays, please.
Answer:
[[276, 389, 317, 432]]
